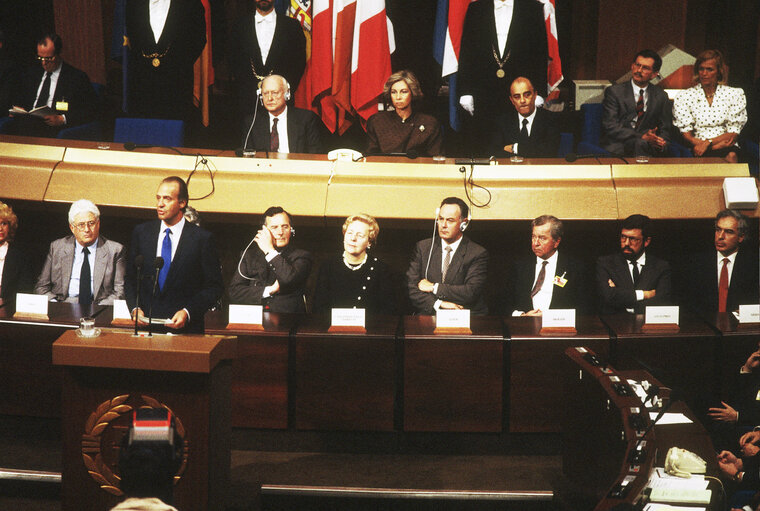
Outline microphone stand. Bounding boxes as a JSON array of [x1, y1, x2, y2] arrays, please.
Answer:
[[133, 255, 144, 336], [148, 257, 164, 337]]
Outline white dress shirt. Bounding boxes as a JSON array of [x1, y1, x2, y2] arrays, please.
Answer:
[[433, 236, 463, 309], [149, 0, 171, 43], [156, 217, 185, 261], [35, 62, 62, 109], [255, 10, 277, 63], [513, 108, 537, 155], [531, 250, 558, 312], [629, 80, 649, 128], [68, 239, 98, 299], [269, 107, 290, 153], [493, 0, 514, 57], [716, 250, 738, 287]]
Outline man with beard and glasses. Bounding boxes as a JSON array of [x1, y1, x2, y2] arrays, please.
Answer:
[[596, 214, 672, 314]]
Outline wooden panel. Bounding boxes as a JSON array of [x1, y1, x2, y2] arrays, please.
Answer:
[[53, 0, 106, 84], [403, 315, 504, 432], [0, 142, 65, 201]]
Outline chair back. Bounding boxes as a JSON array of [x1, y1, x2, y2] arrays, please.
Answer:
[[113, 118, 185, 147]]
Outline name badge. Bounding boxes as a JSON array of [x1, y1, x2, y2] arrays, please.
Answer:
[[542, 308, 575, 328], [644, 305, 679, 325], [331, 308, 365, 328], [55, 101, 68, 112], [553, 272, 568, 287], [15, 293, 48, 316], [112, 299, 132, 320], [229, 304, 263, 325], [739, 304, 760, 323], [436, 309, 471, 329]]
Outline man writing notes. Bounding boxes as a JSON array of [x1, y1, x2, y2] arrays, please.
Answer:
[[685, 209, 758, 315], [407, 197, 488, 315], [600, 49, 674, 157], [596, 214, 672, 314], [35, 200, 125, 306], [491, 77, 560, 158], [508, 215, 589, 316], [125, 177, 223, 333], [229, 206, 313, 313], [241, 74, 323, 154]]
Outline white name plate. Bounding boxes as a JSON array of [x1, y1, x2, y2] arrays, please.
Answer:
[[645, 305, 679, 325], [436, 309, 471, 329], [331, 308, 365, 328], [542, 309, 575, 328], [15, 293, 48, 317], [112, 299, 132, 320], [739, 304, 760, 323], [229, 304, 263, 325]]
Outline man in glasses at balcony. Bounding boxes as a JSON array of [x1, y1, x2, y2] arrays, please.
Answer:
[[35, 199, 126, 306], [596, 214, 672, 314], [10, 33, 96, 137], [241, 74, 324, 154]]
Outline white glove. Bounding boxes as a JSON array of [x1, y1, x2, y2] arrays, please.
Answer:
[[459, 95, 475, 115]]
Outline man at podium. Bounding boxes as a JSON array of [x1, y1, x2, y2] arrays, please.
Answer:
[[125, 176, 223, 333]]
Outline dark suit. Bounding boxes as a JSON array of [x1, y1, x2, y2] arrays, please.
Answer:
[[228, 243, 312, 313], [1, 242, 34, 304], [125, 220, 223, 333], [126, 0, 206, 120], [34, 235, 126, 305], [509, 251, 590, 314], [243, 106, 324, 154], [685, 248, 759, 315], [458, 0, 547, 155], [596, 252, 672, 314], [491, 108, 561, 158], [407, 237, 489, 315], [231, 12, 306, 114], [13, 62, 96, 136], [600, 81, 674, 156]]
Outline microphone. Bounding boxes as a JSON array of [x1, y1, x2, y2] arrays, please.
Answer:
[[565, 152, 630, 163], [148, 257, 164, 337], [454, 157, 491, 165], [368, 149, 419, 159], [124, 142, 156, 151], [133, 254, 144, 336]]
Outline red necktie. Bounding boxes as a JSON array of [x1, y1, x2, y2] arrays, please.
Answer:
[[270, 118, 279, 152], [718, 257, 729, 312]]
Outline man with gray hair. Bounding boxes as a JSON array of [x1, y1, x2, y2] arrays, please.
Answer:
[[35, 199, 126, 305], [508, 214, 590, 315], [685, 209, 758, 315]]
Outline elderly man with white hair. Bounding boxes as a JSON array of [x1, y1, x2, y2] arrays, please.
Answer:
[[34, 199, 126, 305]]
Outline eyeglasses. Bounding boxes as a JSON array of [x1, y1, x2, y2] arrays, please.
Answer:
[[73, 220, 98, 230], [620, 234, 643, 243], [36, 55, 58, 62]]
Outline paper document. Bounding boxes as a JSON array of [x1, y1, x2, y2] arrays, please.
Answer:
[[648, 412, 692, 424], [644, 504, 706, 511], [649, 468, 708, 490]]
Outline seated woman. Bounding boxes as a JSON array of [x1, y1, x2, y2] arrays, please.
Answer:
[[673, 49, 747, 163], [312, 214, 395, 315], [366, 70, 443, 157], [0, 201, 33, 305]]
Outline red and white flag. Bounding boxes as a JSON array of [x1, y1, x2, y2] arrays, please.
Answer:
[[350, 0, 392, 123], [539, 0, 563, 93]]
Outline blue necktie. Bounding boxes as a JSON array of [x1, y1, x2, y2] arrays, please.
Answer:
[[158, 228, 171, 290]]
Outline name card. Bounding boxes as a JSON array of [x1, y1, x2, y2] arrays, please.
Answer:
[[113, 299, 132, 320], [436, 309, 471, 329], [541, 308, 575, 328], [645, 305, 679, 325], [331, 308, 365, 328], [739, 304, 760, 324], [229, 304, 263, 325], [15, 293, 48, 316]]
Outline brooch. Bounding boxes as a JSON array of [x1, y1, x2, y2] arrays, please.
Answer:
[[419, 125, 425, 132]]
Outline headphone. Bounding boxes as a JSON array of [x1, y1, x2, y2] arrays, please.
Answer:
[[425, 204, 472, 279], [434, 206, 471, 231], [257, 76, 292, 102]]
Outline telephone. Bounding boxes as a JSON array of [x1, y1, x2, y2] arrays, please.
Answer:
[[664, 447, 707, 477], [327, 148, 363, 161]]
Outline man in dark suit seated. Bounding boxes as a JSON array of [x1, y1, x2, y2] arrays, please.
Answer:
[[241, 74, 324, 154], [228, 206, 312, 313], [596, 214, 672, 314], [508, 215, 590, 316], [34, 199, 125, 306], [684, 209, 759, 315], [407, 197, 489, 315], [10, 33, 96, 137], [491, 77, 560, 158], [600, 49, 674, 157], [125, 176, 224, 333]]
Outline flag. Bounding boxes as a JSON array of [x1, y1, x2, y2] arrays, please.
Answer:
[[539, 0, 563, 94], [433, 0, 472, 131], [111, 0, 129, 112], [193, 0, 215, 126], [350, 0, 392, 123]]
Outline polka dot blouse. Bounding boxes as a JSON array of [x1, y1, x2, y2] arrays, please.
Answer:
[[673, 84, 747, 140]]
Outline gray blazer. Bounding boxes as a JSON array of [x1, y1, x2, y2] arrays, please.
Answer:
[[34, 235, 126, 305]]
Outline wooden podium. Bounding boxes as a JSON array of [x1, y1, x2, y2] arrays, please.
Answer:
[[52, 329, 235, 511]]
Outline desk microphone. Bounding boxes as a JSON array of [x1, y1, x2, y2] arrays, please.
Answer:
[[565, 152, 629, 164], [368, 149, 419, 159], [124, 142, 155, 151], [133, 254, 144, 336], [628, 389, 683, 463], [148, 257, 164, 337]]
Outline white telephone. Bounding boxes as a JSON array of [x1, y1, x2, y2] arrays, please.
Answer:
[[664, 447, 707, 478], [327, 148, 363, 161]]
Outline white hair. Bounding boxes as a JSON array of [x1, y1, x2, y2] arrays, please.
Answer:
[[68, 199, 100, 224]]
